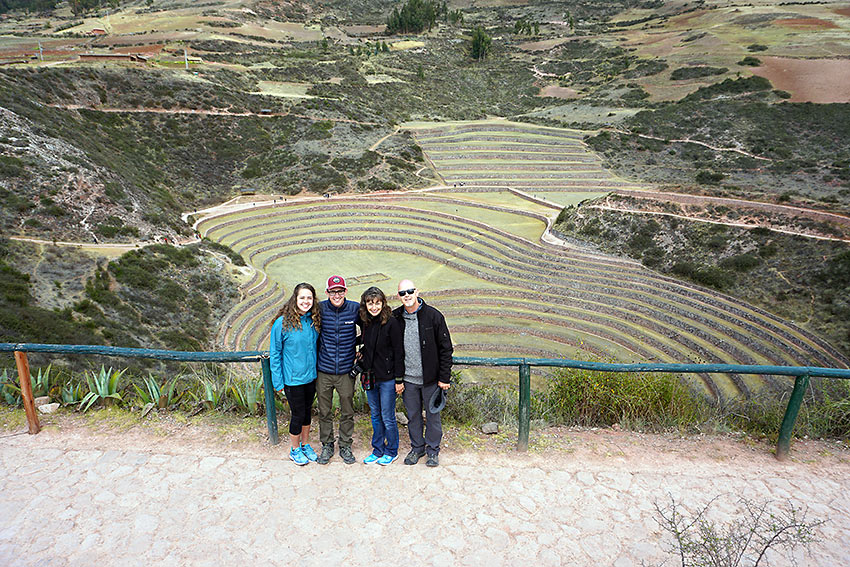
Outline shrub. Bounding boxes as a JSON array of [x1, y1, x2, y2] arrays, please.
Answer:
[[720, 253, 762, 272], [0, 155, 28, 178], [672, 261, 732, 289], [670, 66, 728, 80], [739, 56, 761, 67], [547, 368, 705, 430], [202, 238, 246, 266], [696, 170, 725, 184]]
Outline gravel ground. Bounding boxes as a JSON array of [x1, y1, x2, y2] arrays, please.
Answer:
[[0, 420, 848, 567]]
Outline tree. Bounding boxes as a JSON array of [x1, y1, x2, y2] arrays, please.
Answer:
[[470, 26, 491, 61], [0, 0, 57, 13], [386, 0, 440, 35], [69, 0, 101, 17]]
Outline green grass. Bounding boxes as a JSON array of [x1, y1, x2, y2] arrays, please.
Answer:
[[196, 189, 840, 402]]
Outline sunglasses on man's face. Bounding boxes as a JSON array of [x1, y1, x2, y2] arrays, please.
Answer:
[[398, 288, 416, 297]]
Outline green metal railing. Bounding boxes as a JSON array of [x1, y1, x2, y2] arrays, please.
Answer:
[[3, 343, 849, 460]]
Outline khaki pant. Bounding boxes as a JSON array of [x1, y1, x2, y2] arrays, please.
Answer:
[[317, 371, 355, 448]]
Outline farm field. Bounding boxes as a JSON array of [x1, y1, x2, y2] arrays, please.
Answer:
[[410, 120, 647, 207], [196, 185, 845, 402], [609, 0, 850, 103]]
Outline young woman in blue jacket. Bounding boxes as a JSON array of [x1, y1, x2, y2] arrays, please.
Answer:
[[269, 282, 321, 466], [358, 287, 405, 465]]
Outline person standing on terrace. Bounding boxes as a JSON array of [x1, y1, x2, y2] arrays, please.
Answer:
[[393, 279, 453, 467], [358, 286, 405, 466], [269, 283, 321, 466], [316, 275, 361, 465]]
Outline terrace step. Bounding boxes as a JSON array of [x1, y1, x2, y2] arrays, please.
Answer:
[[198, 193, 848, 398]]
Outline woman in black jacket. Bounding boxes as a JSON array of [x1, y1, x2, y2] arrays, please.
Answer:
[[358, 286, 405, 465]]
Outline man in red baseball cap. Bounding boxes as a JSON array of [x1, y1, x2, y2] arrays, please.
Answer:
[[316, 275, 361, 464]]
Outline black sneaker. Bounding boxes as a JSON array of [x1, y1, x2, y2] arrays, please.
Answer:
[[426, 454, 439, 467], [317, 443, 334, 465], [339, 446, 356, 464], [403, 449, 425, 465]]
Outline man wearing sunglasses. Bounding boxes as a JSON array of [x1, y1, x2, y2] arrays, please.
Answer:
[[316, 275, 361, 465], [393, 279, 453, 467]]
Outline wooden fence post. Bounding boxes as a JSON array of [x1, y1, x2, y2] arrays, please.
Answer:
[[14, 351, 41, 435]]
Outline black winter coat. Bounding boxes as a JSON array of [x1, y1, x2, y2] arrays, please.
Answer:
[[360, 315, 405, 383], [392, 299, 453, 385]]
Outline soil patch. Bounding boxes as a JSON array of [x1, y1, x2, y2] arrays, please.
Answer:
[[342, 25, 385, 36], [775, 17, 838, 29], [835, 7, 850, 17], [538, 85, 580, 99], [518, 37, 572, 52], [113, 44, 164, 56], [752, 56, 850, 103], [8, 409, 849, 470]]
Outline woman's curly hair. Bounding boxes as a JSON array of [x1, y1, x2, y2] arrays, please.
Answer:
[[271, 282, 321, 332]]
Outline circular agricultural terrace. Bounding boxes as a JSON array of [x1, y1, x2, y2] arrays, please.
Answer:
[[198, 192, 846, 402]]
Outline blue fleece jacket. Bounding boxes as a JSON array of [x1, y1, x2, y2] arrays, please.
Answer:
[[269, 314, 318, 390]]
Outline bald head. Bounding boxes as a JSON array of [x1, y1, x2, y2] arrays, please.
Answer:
[[397, 279, 419, 313]]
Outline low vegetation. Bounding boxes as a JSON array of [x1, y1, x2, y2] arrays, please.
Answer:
[[655, 495, 824, 567], [445, 368, 850, 441], [554, 199, 850, 357], [0, 239, 240, 367], [585, 79, 850, 210], [2, 363, 847, 443]]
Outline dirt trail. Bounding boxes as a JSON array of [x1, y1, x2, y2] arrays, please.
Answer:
[[1, 420, 847, 567], [47, 103, 381, 126]]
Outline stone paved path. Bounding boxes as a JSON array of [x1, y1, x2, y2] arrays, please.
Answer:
[[1, 428, 848, 567]]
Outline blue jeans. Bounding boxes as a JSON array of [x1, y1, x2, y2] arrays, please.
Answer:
[[366, 379, 399, 458]]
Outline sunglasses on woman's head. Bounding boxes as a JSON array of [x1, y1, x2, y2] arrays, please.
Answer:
[[398, 288, 416, 297]]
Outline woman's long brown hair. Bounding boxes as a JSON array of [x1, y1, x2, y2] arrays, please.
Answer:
[[271, 282, 321, 332], [358, 286, 391, 326]]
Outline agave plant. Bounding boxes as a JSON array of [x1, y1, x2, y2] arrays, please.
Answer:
[[230, 377, 263, 415], [61, 382, 85, 406], [133, 373, 181, 410], [31, 365, 53, 399], [1, 369, 22, 407], [191, 375, 230, 410], [80, 366, 125, 412]]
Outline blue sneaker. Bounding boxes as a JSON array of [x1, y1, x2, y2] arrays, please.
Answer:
[[290, 447, 309, 466], [300, 443, 318, 462], [363, 453, 381, 465], [377, 454, 398, 466]]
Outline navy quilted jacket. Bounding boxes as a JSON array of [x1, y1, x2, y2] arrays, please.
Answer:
[[317, 298, 360, 374]]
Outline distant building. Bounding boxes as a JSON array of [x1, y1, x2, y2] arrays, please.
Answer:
[[79, 53, 148, 63], [89, 28, 107, 36]]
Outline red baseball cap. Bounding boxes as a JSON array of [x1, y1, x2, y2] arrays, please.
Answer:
[[326, 275, 346, 291]]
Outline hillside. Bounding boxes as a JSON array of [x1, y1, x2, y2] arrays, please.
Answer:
[[0, 0, 848, 375]]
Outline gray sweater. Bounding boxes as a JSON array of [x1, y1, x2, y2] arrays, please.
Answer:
[[402, 309, 423, 385]]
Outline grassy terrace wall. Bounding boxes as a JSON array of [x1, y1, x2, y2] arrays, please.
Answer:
[[196, 192, 846, 402], [409, 120, 646, 206]]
